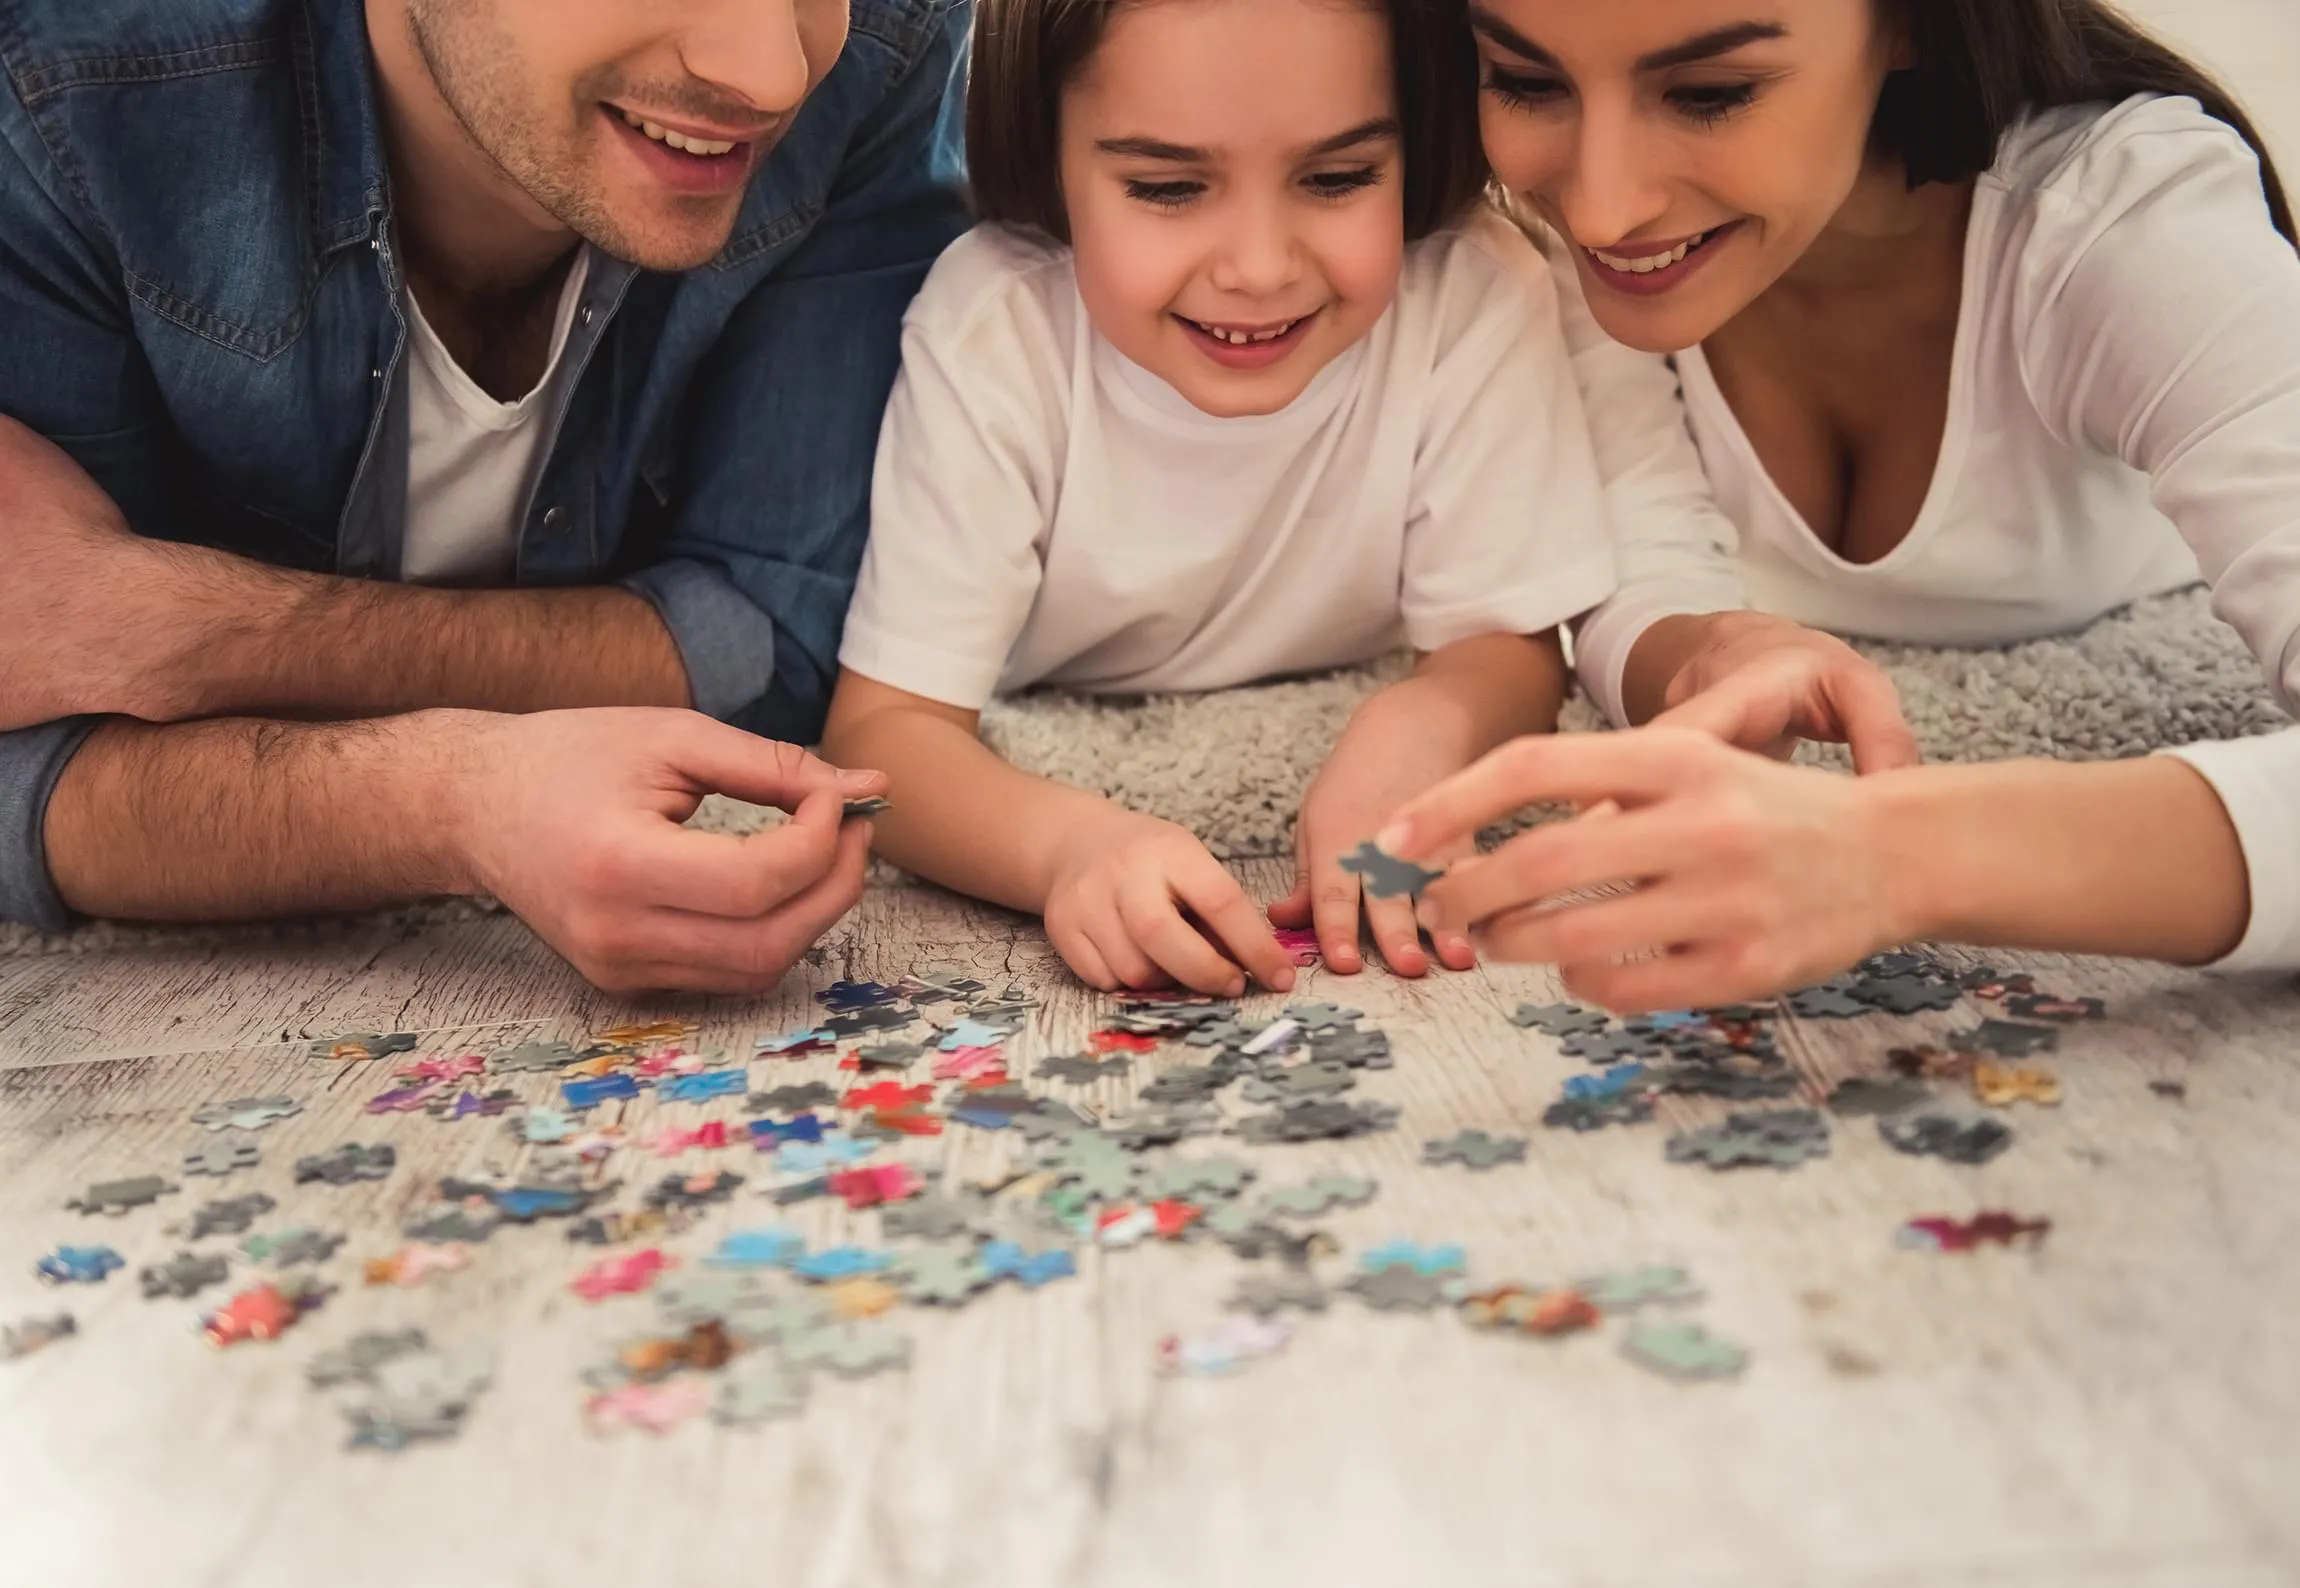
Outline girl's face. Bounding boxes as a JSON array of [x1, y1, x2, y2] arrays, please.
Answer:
[[1469, 0, 1899, 352], [1059, 0, 1406, 418]]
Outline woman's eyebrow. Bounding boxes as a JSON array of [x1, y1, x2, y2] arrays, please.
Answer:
[[1465, 8, 1787, 72]]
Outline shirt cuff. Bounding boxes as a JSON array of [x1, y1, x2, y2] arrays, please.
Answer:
[[623, 559, 782, 723], [1573, 589, 1748, 729], [2158, 732, 2300, 973], [0, 717, 103, 932]]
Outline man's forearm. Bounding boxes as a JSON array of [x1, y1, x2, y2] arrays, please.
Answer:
[[44, 713, 484, 920], [174, 550, 691, 719]]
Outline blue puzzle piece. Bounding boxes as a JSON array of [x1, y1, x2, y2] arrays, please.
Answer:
[[948, 1103, 1023, 1130], [35, 1245, 125, 1285], [747, 1112, 827, 1148], [1360, 1240, 1467, 1277], [519, 1106, 577, 1144], [817, 980, 901, 1011], [704, 1228, 807, 1269], [658, 1070, 746, 1105], [493, 1186, 589, 1221], [790, 1245, 893, 1282], [774, 1137, 876, 1177], [1564, 1064, 1650, 1102], [560, 1074, 644, 1111], [981, 1241, 1076, 1288], [937, 1020, 1011, 1051]]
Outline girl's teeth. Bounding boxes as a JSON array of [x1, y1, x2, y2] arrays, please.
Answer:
[[1196, 318, 1299, 345]]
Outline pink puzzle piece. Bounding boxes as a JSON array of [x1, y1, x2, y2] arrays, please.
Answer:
[[584, 1377, 711, 1435], [1274, 927, 1321, 967], [644, 1121, 733, 1156], [932, 1045, 1006, 1082], [570, 1248, 675, 1302], [393, 1054, 486, 1085]]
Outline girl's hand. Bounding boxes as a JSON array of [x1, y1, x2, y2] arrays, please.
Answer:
[[1643, 611, 1922, 773], [1270, 716, 1479, 978], [1380, 728, 1917, 1012], [1043, 809, 1297, 998]]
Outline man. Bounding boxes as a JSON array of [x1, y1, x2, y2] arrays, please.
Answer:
[[0, 0, 970, 991]]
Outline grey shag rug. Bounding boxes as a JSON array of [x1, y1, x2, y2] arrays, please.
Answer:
[[2, 585, 2283, 958]]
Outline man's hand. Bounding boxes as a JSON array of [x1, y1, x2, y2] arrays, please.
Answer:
[[1041, 808, 1296, 998], [446, 710, 883, 996], [0, 415, 213, 729], [1631, 611, 1921, 773], [1269, 702, 1478, 978]]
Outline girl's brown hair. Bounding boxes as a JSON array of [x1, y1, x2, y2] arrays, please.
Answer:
[[1872, 0, 2294, 243], [966, 0, 1491, 244]]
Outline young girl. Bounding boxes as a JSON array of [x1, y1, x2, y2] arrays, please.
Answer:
[[820, 0, 1620, 997]]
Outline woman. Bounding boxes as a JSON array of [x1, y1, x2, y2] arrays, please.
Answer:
[[1381, 0, 2300, 1009]]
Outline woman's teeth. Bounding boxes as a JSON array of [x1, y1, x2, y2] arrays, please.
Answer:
[[618, 109, 737, 157], [1186, 317, 1302, 345], [1590, 229, 1716, 275]]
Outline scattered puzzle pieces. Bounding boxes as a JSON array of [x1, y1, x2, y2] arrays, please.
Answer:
[[191, 1096, 303, 1132], [1620, 1320, 1748, 1381], [139, 1250, 232, 1300], [1422, 1129, 1528, 1171], [182, 1136, 262, 1178], [66, 1176, 179, 1216], [294, 1143, 396, 1187], [36, 1245, 124, 1285]]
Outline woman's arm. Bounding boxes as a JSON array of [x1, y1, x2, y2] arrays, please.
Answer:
[[1379, 728, 2253, 1013]]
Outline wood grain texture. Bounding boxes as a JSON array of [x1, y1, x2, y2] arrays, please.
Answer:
[[0, 861, 2295, 1588]]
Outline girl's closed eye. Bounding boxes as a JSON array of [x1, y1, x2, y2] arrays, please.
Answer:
[[1303, 165, 1385, 199], [1124, 177, 1205, 208]]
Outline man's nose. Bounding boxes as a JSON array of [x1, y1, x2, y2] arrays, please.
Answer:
[[679, 0, 819, 118]]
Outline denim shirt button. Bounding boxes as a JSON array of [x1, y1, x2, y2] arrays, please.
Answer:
[[541, 506, 569, 535]]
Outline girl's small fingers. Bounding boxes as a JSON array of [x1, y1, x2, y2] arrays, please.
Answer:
[[1364, 893, 1430, 977], [1048, 916, 1118, 992], [1266, 882, 1313, 930], [1308, 868, 1365, 974], [1173, 862, 1297, 993], [1119, 883, 1249, 997], [1083, 906, 1162, 991]]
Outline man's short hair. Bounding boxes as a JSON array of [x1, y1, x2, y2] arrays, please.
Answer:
[[966, 0, 1491, 245]]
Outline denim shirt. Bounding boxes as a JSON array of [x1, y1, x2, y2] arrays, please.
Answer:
[[0, 0, 970, 930]]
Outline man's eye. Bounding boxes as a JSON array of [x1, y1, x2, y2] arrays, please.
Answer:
[[1124, 179, 1202, 207], [1481, 66, 1566, 111], [1669, 82, 1760, 125], [1303, 166, 1382, 199]]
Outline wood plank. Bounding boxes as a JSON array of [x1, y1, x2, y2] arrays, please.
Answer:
[[0, 865, 2294, 1587]]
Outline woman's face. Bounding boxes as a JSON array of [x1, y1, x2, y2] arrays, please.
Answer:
[[1469, 0, 1900, 352]]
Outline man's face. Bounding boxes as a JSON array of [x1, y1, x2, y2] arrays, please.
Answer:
[[405, 0, 850, 270]]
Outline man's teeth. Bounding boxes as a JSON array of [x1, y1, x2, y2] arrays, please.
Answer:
[[618, 109, 736, 157], [1188, 317, 1301, 345], [1590, 230, 1713, 274]]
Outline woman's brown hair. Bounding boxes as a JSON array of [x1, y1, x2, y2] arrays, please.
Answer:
[[1873, 0, 2294, 244], [966, 0, 1491, 245]]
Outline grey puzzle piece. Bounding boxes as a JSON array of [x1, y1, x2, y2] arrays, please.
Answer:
[[1878, 1103, 2015, 1164], [1230, 1270, 1328, 1316], [66, 1176, 180, 1216], [1620, 1319, 1749, 1381], [1337, 840, 1445, 899], [1423, 1130, 1529, 1170], [881, 1192, 989, 1241], [138, 1250, 231, 1300], [305, 1327, 432, 1389], [1259, 1174, 1379, 1217], [713, 1359, 811, 1425], [1343, 1266, 1448, 1312], [747, 1081, 842, 1114], [1510, 1002, 1611, 1037], [295, 1143, 397, 1187], [244, 1228, 346, 1266], [1152, 1157, 1258, 1201], [891, 1245, 992, 1307], [1786, 984, 1873, 1020], [1851, 974, 1962, 1015], [183, 1191, 276, 1239], [1949, 1019, 2060, 1058], [1033, 1054, 1133, 1085], [1239, 1063, 1356, 1105], [782, 1325, 911, 1379], [1826, 1076, 1934, 1117], [1574, 1264, 1705, 1312], [182, 1136, 261, 1178], [490, 1039, 582, 1073], [191, 1096, 303, 1133], [402, 1205, 501, 1244], [311, 1032, 419, 1064]]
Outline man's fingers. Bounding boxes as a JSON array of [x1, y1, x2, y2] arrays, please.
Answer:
[[1835, 666, 1923, 774], [624, 788, 848, 919], [1172, 860, 1296, 992], [1378, 733, 1704, 863], [662, 716, 884, 813], [1118, 879, 1249, 996]]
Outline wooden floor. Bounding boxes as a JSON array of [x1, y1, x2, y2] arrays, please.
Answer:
[[0, 862, 2296, 1588]]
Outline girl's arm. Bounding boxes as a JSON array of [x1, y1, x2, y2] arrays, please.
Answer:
[[822, 671, 1297, 997]]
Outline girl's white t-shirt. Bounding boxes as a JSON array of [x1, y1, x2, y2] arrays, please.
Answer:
[[1568, 95, 2300, 972], [839, 210, 1619, 710]]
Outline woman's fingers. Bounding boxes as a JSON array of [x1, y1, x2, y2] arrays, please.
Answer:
[[1421, 803, 1707, 933], [1378, 732, 1709, 862]]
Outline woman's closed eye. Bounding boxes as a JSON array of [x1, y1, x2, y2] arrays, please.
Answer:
[[1481, 66, 1767, 127]]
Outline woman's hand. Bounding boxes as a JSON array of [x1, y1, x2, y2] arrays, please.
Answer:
[[1043, 808, 1297, 998], [1379, 728, 1919, 1012], [1633, 611, 1922, 773]]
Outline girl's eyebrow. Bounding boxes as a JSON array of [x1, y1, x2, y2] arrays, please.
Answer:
[[1466, 7, 1786, 72], [1093, 118, 1398, 164]]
